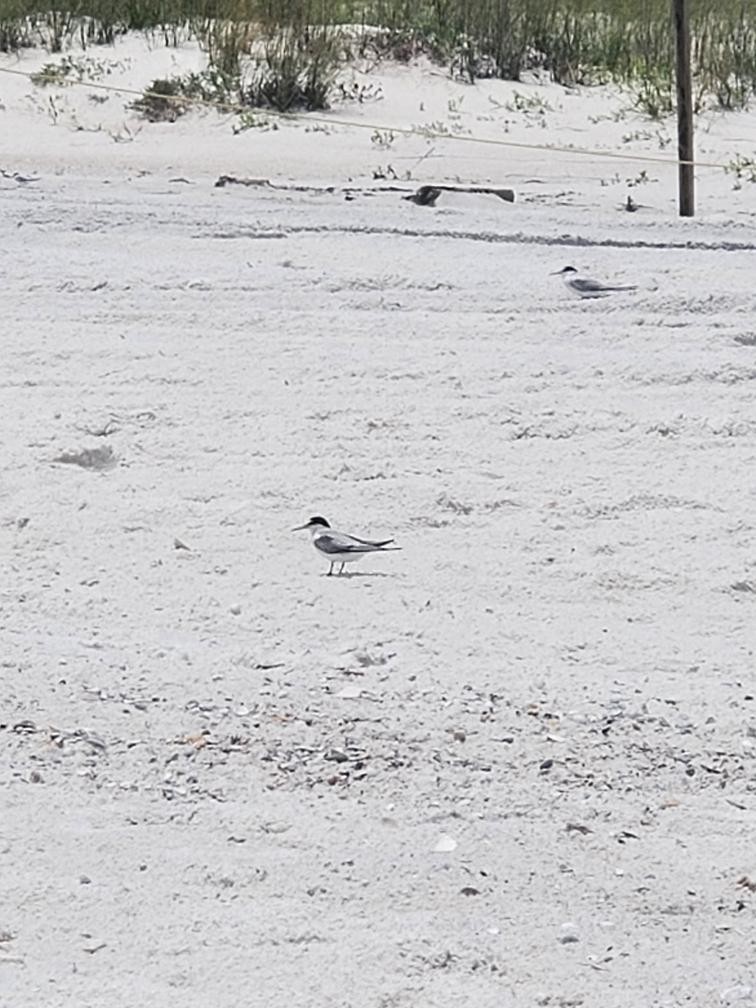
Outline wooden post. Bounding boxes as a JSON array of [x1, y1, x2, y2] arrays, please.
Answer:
[[674, 0, 695, 216]]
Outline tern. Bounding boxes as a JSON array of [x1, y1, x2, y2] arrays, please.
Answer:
[[292, 516, 400, 576], [553, 265, 637, 299]]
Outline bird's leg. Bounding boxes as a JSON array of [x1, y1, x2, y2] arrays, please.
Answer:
[[339, 562, 346, 575], [327, 562, 334, 576]]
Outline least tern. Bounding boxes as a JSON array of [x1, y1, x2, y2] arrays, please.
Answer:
[[292, 516, 400, 576], [553, 265, 637, 299]]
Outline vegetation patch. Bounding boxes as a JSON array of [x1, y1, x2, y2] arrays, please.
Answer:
[[30, 54, 123, 86], [7, 0, 756, 120], [132, 76, 196, 121]]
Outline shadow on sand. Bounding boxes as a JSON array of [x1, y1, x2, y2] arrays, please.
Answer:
[[322, 570, 395, 579]]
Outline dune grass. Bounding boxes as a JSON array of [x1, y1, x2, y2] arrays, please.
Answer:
[[4, 0, 756, 116]]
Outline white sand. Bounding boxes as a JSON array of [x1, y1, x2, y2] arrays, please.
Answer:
[[2, 34, 756, 1008]]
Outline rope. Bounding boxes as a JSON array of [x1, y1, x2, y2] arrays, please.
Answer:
[[0, 63, 739, 173]]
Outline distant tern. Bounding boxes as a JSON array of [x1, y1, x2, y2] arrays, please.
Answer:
[[553, 265, 637, 299], [292, 516, 400, 576]]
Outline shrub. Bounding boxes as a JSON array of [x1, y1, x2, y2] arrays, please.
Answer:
[[244, 26, 339, 110], [132, 76, 193, 120]]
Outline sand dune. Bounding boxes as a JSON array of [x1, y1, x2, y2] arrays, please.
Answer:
[[2, 36, 756, 1008]]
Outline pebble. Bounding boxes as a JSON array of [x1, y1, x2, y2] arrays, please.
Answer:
[[433, 834, 457, 853], [721, 986, 753, 1004], [335, 685, 362, 700]]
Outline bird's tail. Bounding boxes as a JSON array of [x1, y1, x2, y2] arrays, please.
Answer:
[[375, 539, 401, 550], [354, 536, 399, 549]]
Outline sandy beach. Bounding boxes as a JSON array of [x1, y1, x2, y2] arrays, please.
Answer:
[[2, 35, 756, 1008]]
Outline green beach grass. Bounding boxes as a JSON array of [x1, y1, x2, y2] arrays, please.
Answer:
[[4, 0, 756, 115]]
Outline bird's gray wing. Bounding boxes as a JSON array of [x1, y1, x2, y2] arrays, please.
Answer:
[[571, 277, 610, 293], [349, 535, 394, 548], [572, 278, 636, 294], [315, 531, 380, 554]]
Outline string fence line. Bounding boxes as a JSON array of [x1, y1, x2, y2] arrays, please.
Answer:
[[0, 63, 738, 174]]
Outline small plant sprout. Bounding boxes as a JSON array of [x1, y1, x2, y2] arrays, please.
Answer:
[[725, 154, 756, 189], [370, 129, 396, 149]]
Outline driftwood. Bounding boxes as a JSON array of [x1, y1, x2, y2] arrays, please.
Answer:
[[214, 175, 516, 205], [52, 446, 117, 471], [403, 184, 515, 206], [404, 185, 442, 206], [215, 175, 280, 189]]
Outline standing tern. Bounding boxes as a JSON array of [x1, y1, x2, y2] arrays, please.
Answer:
[[553, 265, 637, 299], [292, 516, 400, 576]]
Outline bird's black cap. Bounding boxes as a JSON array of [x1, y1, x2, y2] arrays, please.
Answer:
[[307, 516, 330, 528]]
